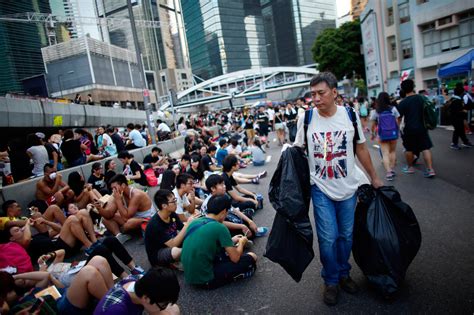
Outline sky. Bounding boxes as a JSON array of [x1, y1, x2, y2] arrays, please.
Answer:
[[336, 0, 351, 18]]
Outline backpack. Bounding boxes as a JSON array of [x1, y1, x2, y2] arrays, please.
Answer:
[[377, 109, 399, 141], [421, 95, 437, 130], [304, 106, 359, 155]]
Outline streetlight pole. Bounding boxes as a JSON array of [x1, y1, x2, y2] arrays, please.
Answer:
[[127, 0, 156, 144]]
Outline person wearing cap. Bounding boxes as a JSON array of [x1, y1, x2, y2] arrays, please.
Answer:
[[94, 268, 180, 315], [26, 133, 49, 177], [181, 195, 257, 289]]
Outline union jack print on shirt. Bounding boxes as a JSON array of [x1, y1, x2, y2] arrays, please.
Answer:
[[311, 130, 348, 180]]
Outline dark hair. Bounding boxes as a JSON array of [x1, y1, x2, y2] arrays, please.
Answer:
[[117, 151, 133, 159], [26, 134, 42, 147], [376, 92, 392, 113], [208, 145, 217, 153], [230, 138, 238, 147], [181, 154, 191, 162], [43, 163, 54, 172], [309, 72, 338, 89], [126, 123, 135, 130], [400, 79, 415, 94], [205, 174, 224, 191], [1, 200, 16, 214], [0, 271, 16, 301], [135, 124, 141, 130], [222, 154, 238, 172], [206, 195, 231, 215], [106, 127, 114, 133], [154, 189, 174, 210], [454, 85, 464, 96], [176, 173, 193, 189], [156, 119, 163, 124], [68, 171, 85, 196], [63, 129, 74, 140], [218, 138, 227, 147], [27, 200, 48, 213], [105, 160, 114, 170], [109, 174, 128, 186], [151, 147, 161, 153], [254, 138, 265, 153], [160, 170, 176, 191], [135, 268, 180, 307]]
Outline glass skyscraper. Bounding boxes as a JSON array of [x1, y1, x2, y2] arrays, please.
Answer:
[[0, 0, 51, 95], [182, 0, 336, 79]]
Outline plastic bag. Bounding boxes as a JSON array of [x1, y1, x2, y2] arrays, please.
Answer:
[[353, 185, 422, 297]]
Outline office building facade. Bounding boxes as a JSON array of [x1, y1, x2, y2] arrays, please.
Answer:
[[361, 0, 474, 96], [0, 0, 51, 95], [182, 0, 336, 80], [96, 0, 193, 95]]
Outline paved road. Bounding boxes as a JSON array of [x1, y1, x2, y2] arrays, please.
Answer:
[[125, 128, 474, 314]]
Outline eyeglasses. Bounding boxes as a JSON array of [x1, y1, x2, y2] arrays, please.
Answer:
[[168, 199, 177, 204], [186, 182, 194, 186]]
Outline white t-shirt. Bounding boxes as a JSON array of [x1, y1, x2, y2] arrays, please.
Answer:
[[129, 129, 146, 147], [27, 145, 49, 176], [226, 144, 242, 155], [172, 188, 190, 216], [267, 108, 275, 121], [294, 106, 366, 201], [157, 123, 171, 133]]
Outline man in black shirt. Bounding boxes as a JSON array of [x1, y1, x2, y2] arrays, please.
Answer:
[[256, 106, 270, 148], [222, 155, 258, 211], [201, 145, 220, 172], [398, 79, 436, 178], [145, 189, 193, 267], [284, 103, 298, 142]]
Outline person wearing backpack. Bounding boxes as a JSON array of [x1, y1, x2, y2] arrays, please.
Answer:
[[370, 92, 400, 181], [294, 72, 383, 306], [398, 79, 436, 178], [358, 97, 369, 132]]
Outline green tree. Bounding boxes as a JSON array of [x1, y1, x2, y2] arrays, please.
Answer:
[[311, 20, 365, 80]]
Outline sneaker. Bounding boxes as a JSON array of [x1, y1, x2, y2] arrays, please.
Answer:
[[251, 177, 260, 185], [323, 285, 339, 306], [461, 142, 473, 148], [116, 233, 132, 244], [385, 172, 395, 181], [401, 166, 415, 174], [85, 241, 101, 257], [131, 265, 145, 275], [423, 168, 436, 178], [450, 143, 461, 150], [255, 226, 269, 237], [258, 170, 267, 178], [339, 276, 359, 294]]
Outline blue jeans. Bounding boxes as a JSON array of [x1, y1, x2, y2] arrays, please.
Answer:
[[311, 185, 357, 285]]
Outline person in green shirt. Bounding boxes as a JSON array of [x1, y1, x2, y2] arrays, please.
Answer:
[[181, 195, 257, 289]]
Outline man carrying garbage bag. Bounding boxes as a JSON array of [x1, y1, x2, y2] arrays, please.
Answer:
[[294, 72, 383, 306]]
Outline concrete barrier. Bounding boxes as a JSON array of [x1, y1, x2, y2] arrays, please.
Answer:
[[0, 126, 218, 215]]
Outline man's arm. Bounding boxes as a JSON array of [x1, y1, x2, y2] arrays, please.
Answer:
[[355, 143, 383, 188], [112, 189, 137, 219], [163, 216, 196, 248], [228, 189, 258, 206], [183, 192, 196, 215], [235, 185, 257, 199], [224, 236, 247, 263]]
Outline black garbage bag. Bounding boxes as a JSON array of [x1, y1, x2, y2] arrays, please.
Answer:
[[265, 146, 314, 282], [353, 184, 422, 297]]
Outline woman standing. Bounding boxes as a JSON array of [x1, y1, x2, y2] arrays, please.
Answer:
[[370, 92, 400, 181], [274, 106, 286, 146]]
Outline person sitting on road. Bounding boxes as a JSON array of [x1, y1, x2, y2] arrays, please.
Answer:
[[187, 155, 206, 198], [172, 174, 199, 222], [0, 200, 66, 236], [216, 139, 229, 167], [118, 151, 149, 188], [125, 123, 146, 150], [68, 171, 103, 210], [36, 163, 74, 207], [249, 138, 266, 166], [222, 155, 259, 211], [143, 146, 168, 175], [201, 175, 267, 239], [94, 268, 180, 315], [201, 145, 221, 173], [178, 154, 191, 174], [181, 195, 257, 289], [4, 212, 99, 263], [88, 162, 109, 195], [96, 174, 155, 244], [145, 189, 196, 268]]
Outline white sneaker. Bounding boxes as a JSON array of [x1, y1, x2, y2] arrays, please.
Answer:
[[116, 233, 132, 244]]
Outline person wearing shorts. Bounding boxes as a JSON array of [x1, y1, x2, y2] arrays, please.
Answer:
[[181, 195, 257, 289], [145, 189, 194, 267]]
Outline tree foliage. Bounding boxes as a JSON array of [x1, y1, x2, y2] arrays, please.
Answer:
[[311, 20, 365, 80]]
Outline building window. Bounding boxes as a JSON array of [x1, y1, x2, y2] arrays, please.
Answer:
[[387, 7, 394, 26], [387, 36, 397, 61], [422, 14, 474, 57], [399, 3, 410, 24], [416, 0, 428, 4], [401, 39, 412, 59], [181, 73, 187, 80]]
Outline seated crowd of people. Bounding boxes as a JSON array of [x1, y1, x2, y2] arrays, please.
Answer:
[[0, 118, 270, 314]]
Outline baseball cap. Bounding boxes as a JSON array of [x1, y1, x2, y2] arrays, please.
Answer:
[[35, 132, 45, 140]]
